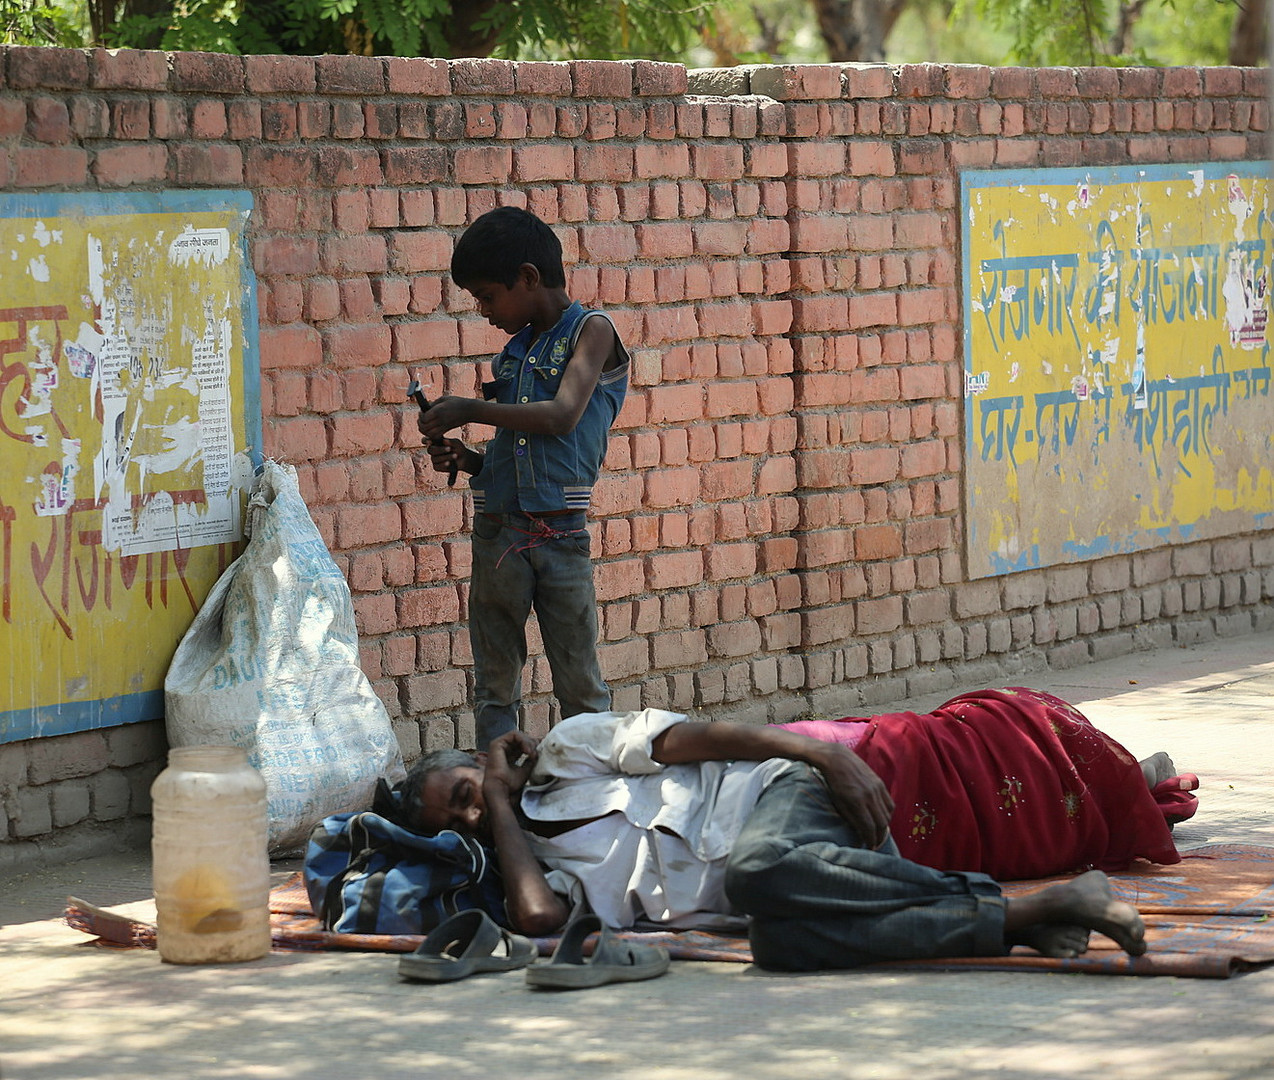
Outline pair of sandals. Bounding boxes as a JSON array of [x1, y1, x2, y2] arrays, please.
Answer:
[[398, 909, 670, 991]]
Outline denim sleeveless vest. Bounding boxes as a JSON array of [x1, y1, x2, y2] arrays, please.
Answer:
[[470, 301, 629, 514]]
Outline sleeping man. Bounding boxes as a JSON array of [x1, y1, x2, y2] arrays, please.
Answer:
[[401, 708, 1147, 970]]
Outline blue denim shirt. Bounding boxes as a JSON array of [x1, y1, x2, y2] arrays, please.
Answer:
[[470, 301, 629, 514]]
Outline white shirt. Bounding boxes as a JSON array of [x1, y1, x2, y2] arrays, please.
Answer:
[[520, 709, 792, 930]]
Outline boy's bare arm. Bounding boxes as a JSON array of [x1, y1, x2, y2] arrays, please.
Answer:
[[418, 317, 616, 439]]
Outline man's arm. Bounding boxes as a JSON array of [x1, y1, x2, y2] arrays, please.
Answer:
[[481, 731, 571, 936], [650, 722, 895, 850], [419, 317, 615, 439]]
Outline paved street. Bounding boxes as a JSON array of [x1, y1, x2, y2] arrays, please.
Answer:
[[2, 629, 1272, 1080]]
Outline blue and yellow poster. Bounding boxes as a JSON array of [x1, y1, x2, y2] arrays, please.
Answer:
[[0, 191, 260, 743], [962, 162, 1272, 579]]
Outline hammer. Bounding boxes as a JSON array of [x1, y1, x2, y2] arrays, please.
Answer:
[[407, 377, 457, 487]]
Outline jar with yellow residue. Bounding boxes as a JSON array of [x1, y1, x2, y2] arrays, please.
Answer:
[[151, 745, 271, 964]]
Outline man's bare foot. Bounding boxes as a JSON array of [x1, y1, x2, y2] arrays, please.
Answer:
[[1004, 870, 1147, 957], [1139, 751, 1176, 789], [1015, 923, 1090, 959]]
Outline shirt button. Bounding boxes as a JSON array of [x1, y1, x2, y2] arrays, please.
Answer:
[[550, 368, 558, 375], [518, 438, 527, 445], [521, 396, 529, 402]]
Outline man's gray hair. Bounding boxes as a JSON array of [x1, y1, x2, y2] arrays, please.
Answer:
[[399, 748, 481, 834]]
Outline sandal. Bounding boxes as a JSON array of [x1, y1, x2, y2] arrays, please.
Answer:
[[399, 909, 536, 983], [525, 913, 670, 991]]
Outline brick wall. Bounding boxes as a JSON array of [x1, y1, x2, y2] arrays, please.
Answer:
[[1, 46, 1270, 865]]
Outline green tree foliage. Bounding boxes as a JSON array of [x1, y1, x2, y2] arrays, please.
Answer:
[[3, 0, 86, 44], [949, 0, 1262, 66], [90, 0, 714, 58]]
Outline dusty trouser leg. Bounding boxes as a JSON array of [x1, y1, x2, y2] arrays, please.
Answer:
[[469, 514, 534, 748], [528, 512, 610, 719], [724, 765, 1009, 971]]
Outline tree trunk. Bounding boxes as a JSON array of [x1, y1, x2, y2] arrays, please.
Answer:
[[809, 0, 909, 62], [1229, 0, 1267, 66], [1110, 0, 1149, 56], [445, 0, 502, 57]]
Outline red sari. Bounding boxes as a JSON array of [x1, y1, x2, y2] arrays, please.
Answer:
[[778, 687, 1190, 880]]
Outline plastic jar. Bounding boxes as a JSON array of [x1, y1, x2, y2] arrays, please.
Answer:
[[150, 745, 271, 964]]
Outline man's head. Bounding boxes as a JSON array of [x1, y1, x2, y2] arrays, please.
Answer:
[[450, 206, 566, 292], [400, 748, 489, 839]]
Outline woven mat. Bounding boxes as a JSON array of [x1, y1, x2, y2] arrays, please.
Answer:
[[64, 843, 1274, 978]]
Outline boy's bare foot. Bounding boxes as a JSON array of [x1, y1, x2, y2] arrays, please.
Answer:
[[1139, 751, 1177, 789], [1015, 923, 1090, 959], [1004, 870, 1147, 957]]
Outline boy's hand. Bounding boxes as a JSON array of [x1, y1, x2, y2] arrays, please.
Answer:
[[425, 437, 475, 478], [417, 395, 475, 439]]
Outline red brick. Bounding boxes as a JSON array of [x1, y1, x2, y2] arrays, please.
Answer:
[[14, 146, 87, 186], [266, 415, 328, 461], [171, 143, 243, 185], [331, 412, 395, 457], [319, 323, 389, 369], [388, 231, 452, 273], [646, 551, 704, 589], [321, 234, 388, 274], [386, 56, 449, 94], [904, 518, 952, 554], [448, 57, 514, 94], [382, 147, 448, 185], [260, 324, 321, 370], [945, 64, 992, 98], [1162, 67, 1202, 97], [454, 146, 512, 184], [315, 53, 385, 94], [6, 46, 88, 89], [255, 236, 320, 277], [576, 144, 634, 182], [315, 146, 381, 186], [690, 144, 745, 180], [570, 59, 632, 97], [171, 51, 244, 93], [27, 97, 70, 143], [244, 55, 316, 93], [393, 319, 461, 362], [90, 48, 167, 89], [92, 144, 167, 187]]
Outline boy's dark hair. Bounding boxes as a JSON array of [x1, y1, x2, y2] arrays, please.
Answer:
[[451, 206, 566, 290]]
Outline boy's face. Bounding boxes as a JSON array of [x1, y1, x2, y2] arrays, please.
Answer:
[[465, 268, 537, 335]]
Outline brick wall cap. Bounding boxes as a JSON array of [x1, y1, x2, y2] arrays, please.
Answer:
[[315, 53, 386, 94], [90, 47, 168, 90], [5, 45, 90, 89], [448, 57, 517, 95], [170, 50, 245, 93], [244, 54, 318, 93]]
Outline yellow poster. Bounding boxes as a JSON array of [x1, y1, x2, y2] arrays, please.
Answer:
[[0, 191, 260, 742], [962, 163, 1272, 579]]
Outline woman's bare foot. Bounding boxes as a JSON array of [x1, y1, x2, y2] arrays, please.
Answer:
[[1139, 751, 1176, 789], [1015, 923, 1090, 959], [1004, 870, 1147, 957]]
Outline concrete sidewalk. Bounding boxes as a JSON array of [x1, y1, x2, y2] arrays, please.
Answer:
[[3, 630, 1273, 1080]]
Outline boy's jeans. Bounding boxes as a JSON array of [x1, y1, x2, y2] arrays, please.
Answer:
[[469, 511, 611, 748], [724, 764, 1009, 970]]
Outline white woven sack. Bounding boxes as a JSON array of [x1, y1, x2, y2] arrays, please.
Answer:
[[164, 460, 405, 854]]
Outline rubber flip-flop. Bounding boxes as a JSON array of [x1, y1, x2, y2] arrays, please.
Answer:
[[399, 909, 536, 983], [525, 913, 670, 991]]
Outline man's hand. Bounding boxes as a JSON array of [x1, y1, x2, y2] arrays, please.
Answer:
[[806, 743, 895, 851], [482, 729, 540, 801], [417, 395, 475, 439], [652, 720, 896, 850]]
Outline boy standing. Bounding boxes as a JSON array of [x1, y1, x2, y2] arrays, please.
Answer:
[[417, 207, 630, 749]]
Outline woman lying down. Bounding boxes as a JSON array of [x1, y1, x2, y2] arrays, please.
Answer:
[[778, 686, 1197, 881]]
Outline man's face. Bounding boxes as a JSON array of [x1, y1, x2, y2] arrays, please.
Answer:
[[416, 764, 489, 839], [465, 269, 536, 335]]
